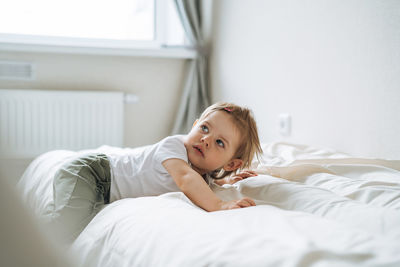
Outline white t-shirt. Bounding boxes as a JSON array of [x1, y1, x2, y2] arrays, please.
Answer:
[[108, 135, 188, 202]]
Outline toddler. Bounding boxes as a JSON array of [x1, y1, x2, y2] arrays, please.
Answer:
[[49, 102, 263, 244]]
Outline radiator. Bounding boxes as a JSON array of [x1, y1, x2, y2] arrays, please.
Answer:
[[0, 89, 124, 158]]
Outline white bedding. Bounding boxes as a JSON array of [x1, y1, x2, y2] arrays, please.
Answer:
[[17, 142, 400, 267]]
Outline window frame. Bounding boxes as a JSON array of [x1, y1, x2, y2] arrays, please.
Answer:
[[0, 0, 196, 59]]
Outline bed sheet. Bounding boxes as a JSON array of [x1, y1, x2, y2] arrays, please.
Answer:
[[17, 142, 400, 267]]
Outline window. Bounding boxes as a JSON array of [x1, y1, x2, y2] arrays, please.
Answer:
[[0, 0, 191, 57]]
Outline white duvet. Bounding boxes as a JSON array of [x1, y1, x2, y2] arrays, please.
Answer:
[[18, 142, 400, 267]]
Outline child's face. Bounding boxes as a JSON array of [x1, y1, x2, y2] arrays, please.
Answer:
[[183, 111, 243, 175]]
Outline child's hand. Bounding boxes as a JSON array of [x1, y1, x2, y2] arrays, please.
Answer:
[[219, 197, 256, 210], [226, 170, 258, 184]]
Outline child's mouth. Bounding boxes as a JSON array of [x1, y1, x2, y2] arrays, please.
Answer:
[[194, 146, 204, 157]]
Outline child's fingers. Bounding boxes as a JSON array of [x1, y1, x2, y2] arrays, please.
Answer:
[[232, 176, 243, 182], [236, 201, 250, 208], [237, 197, 256, 207], [243, 170, 258, 175], [248, 170, 258, 176], [237, 171, 258, 178], [230, 171, 258, 184], [244, 197, 256, 206]]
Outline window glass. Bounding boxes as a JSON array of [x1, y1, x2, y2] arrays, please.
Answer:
[[0, 0, 155, 41]]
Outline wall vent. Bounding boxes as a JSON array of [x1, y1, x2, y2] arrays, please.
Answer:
[[0, 61, 35, 80]]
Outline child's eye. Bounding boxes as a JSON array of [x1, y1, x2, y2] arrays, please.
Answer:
[[201, 125, 209, 133], [216, 139, 225, 148]]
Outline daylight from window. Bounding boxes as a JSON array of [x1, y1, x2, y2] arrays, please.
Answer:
[[0, 0, 154, 41]]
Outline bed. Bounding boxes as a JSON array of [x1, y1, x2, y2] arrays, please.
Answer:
[[17, 142, 400, 267]]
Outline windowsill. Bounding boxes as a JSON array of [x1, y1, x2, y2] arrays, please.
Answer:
[[0, 42, 197, 59]]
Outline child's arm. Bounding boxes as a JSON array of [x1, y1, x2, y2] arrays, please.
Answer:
[[162, 159, 256, 212], [214, 170, 258, 186]]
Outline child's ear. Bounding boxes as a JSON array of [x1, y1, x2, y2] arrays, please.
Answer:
[[223, 159, 243, 171]]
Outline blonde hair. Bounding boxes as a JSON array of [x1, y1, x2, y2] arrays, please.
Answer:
[[198, 102, 263, 179]]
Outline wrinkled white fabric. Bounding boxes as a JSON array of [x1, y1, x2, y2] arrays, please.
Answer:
[[18, 142, 400, 267]]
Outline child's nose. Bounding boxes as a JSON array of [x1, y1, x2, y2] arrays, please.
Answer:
[[201, 136, 211, 147]]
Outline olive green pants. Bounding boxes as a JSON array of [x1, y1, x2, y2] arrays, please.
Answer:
[[49, 153, 111, 245]]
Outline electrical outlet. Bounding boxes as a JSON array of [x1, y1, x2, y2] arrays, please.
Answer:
[[279, 113, 291, 136]]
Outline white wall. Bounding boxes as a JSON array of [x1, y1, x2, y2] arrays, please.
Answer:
[[0, 51, 187, 182], [209, 0, 400, 158], [0, 51, 186, 148]]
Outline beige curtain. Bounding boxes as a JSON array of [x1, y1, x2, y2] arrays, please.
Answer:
[[172, 0, 210, 134]]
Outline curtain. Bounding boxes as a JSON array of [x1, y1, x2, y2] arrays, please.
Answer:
[[172, 0, 210, 134]]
